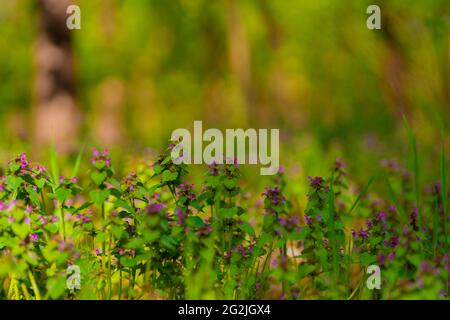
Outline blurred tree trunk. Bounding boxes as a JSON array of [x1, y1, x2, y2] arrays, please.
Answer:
[[379, 13, 410, 119], [33, 0, 80, 154], [226, 0, 258, 125]]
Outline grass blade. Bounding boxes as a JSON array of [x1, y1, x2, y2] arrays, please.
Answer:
[[403, 116, 421, 224], [440, 131, 448, 251], [385, 175, 407, 223], [348, 174, 378, 216], [327, 174, 339, 283], [50, 140, 59, 186], [71, 143, 85, 178]]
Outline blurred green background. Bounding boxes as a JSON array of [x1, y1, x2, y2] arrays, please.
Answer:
[[0, 0, 449, 189]]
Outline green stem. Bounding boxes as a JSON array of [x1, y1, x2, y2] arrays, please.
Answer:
[[28, 270, 41, 300], [60, 201, 66, 241], [107, 232, 113, 300], [119, 269, 123, 300], [432, 195, 439, 258]]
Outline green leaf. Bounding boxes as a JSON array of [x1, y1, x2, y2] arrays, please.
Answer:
[[223, 178, 237, 190], [120, 257, 137, 267], [111, 225, 126, 239], [89, 189, 109, 206], [26, 186, 40, 206], [55, 188, 71, 203], [240, 223, 255, 237], [6, 176, 23, 191], [95, 231, 108, 243], [153, 164, 164, 175], [47, 277, 67, 299], [298, 265, 316, 278], [218, 207, 238, 219], [186, 216, 204, 228], [360, 252, 377, 266], [45, 222, 59, 234], [12, 223, 29, 239], [91, 171, 107, 185], [95, 160, 106, 170], [9, 162, 20, 172], [160, 235, 178, 252], [114, 199, 135, 213], [162, 170, 178, 182], [35, 178, 46, 189]]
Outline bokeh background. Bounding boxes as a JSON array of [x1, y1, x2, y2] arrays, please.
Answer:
[[0, 0, 449, 190]]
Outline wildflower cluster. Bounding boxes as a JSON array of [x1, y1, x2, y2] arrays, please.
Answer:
[[0, 145, 447, 300]]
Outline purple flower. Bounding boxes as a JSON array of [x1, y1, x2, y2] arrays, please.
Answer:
[[433, 181, 441, 193], [388, 251, 395, 262], [39, 216, 48, 225], [335, 157, 345, 171], [262, 186, 285, 206], [389, 236, 399, 248], [304, 215, 312, 225], [378, 254, 386, 266], [90, 148, 111, 167], [58, 241, 66, 252], [358, 228, 369, 240], [308, 176, 324, 188], [270, 258, 278, 268], [403, 225, 409, 235], [175, 207, 186, 225], [410, 206, 418, 231], [92, 148, 100, 157], [145, 203, 163, 215], [377, 211, 386, 221], [30, 233, 39, 242]]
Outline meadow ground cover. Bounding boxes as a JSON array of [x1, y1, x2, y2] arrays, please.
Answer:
[[0, 129, 448, 300], [0, 0, 449, 302]]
